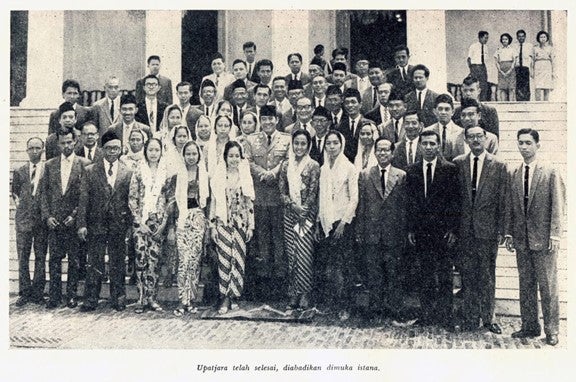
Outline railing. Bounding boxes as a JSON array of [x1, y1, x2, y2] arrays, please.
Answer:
[[81, 89, 135, 106], [447, 82, 498, 102]]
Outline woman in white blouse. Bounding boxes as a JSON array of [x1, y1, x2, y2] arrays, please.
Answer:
[[316, 130, 359, 321], [494, 33, 517, 101]]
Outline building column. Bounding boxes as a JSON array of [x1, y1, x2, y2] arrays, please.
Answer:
[[20, 11, 64, 108], [145, 10, 182, 104], [549, 10, 566, 102], [271, 10, 310, 76], [406, 10, 448, 94]]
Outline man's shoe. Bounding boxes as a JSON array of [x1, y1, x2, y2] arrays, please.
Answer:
[[66, 298, 78, 309], [484, 323, 503, 334], [46, 300, 60, 309], [511, 329, 541, 339], [30, 295, 45, 304], [79, 303, 96, 312], [546, 334, 559, 346], [15, 296, 29, 307], [113, 297, 126, 312]]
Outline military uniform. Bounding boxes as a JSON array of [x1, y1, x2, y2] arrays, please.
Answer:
[[243, 130, 291, 300]]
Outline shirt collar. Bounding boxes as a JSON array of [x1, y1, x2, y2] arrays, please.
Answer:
[[378, 163, 392, 172], [424, 157, 438, 167], [103, 158, 118, 169], [473, 150, 487, 161], [123, 121, 135, 129], [61, 152, 75, 163]]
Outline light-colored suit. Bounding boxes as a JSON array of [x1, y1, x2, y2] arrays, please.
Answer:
[[92, 97, 120, 137], [424, 121, 464, 160], [446, 130, 499, 160], [200, 72, 235, 104], [505, 160, 565, 336]]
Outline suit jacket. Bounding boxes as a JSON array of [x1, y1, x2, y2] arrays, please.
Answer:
[[200, 72, 236, 103], [223, 79, 257, 102], [404, 88, 439, 127], [284, 120, 315, 135], [336, 116, 375, 163], [284, 72, 311, 86], [357, 165, 407, 246], [135, 74, 173, 105], [385, 65, 415, 99], [505, 161, 565, 251], [48, 105, 94, 135], [406, 158, 461, 236], [453, 153, 507, 240], [231, 104, 249, 128], [40, 155, 91, 225], [108, 121, 152, 152], [244, 131, 291, 206], [77, 160, 133, 234], [135, 99, 167, 133], [380, 118, 404, 144], [12, 162, 45, 232], [74, 145, 104, 163], [423, 121, 464, 160], [309, 134, 326, 166], [92, 97, 120, 137], [446, 130, 499, 160], [365, 105, 387, 127], [44, 134, 83, 161], [391, 137, 423, 171], [453, 103, 500, 138], [361, 86, 380, 115]]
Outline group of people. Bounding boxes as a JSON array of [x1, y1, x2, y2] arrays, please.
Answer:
[[12, 40, 564, 346], [469, 29, 555, 102]]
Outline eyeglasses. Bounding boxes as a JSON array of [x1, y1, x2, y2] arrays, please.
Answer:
[[466, 134, 486, 140], [103, 146, 122, 152], [144, 83, 158, 87], [312, 118, 329, 124], [296, 105, 312, 110]]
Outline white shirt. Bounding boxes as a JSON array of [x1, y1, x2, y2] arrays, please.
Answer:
[[405, 137, 419, 164], [397, 65, 409, 80], [29, 161, 43, 196], [357, 76, 370, 95], [468, 41, 487, 65], [469, 151, 487, 190], [290, 72, 302, 81], [423, 157, 438, 196], [332, 109, 344, 126], [522, 160, 537, 196], [274, 98, 290, 114], [181, 103, 191, 121], [145, 97, 158, 130], [314, 96, 325, 108], [513, 42, 532, 68], [122, 121, 136, 149], [84, 146, 96, 161], [379, 105, 390, 124], [416, 88, 428, 109], [104, 158, 119, 188], [60, 153, 75, 195]]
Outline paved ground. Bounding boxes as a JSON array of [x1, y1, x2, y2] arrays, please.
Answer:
[[8, 296, 566, 349]]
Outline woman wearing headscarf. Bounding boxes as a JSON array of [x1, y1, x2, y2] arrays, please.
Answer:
[[194, 115, 212, 152], [209, 141, 255, 314], [494, 33, 517, 101], [354, 121, 379, 171], [316, 130, 359, 321], [215, 100, 240, 138], [120, 128, 147, 171], [156, 104, 183, 143], [128, 138, 176, 313], [235, 111, 259, 155], [173, 140, 210, 316], [279, 130, 320, 310], [204, 115, 236, 177]]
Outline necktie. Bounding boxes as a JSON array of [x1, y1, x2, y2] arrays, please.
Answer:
[[333, 115, 338, 126], [267, 134, 272, 146], [373, 87, 378, 108], [248, 64, 252, 78], [215, 75, 219, 86], [408, 140, 414, 165], [149, 110, 155, 128], [108, 162, 114, 177], [303, 123, 307, 132], [519, 43, 523, 67], [417, 91, 422, 110], [317, 138, 322, 153], [110, 100, 115, 120], [524, 165, 529, 212], [402, 67, 407, 81], [205, 106, 210, 116], [442, 124, 447, 154], [382, 107, 389, 123], [394, 120, 399, 142], [381, 169, 386, 195], [481, 44, 485, 65], [88, 148, 93, 161], [30, 164, 36, 193], [472, 157, 479, 201], [350, 119, 355, 136], [425, 163, 433, 197]]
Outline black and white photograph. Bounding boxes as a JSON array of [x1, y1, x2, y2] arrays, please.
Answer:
[[2, 1, 572, 381]]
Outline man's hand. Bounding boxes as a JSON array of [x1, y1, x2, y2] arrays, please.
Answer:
[[445, 232, 457, 248], [333, 221, 346, 240], [47, 217, 59, 230], [246, 229, 253, 242], [63, 215, 75, 227], [408, 232, 416, 246], [78, 227, 88, 241], [505, 236, 515, 252], [548, 238, 560, 252]]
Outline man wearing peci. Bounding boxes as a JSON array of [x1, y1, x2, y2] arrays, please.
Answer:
[[505, 128, 565, 346], [453, 124, 507, 334], [78, 130, 134, 312], [406, 129, 461, 331]]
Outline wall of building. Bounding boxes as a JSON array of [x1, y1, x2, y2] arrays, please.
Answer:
[[63, 10, 146, 92]]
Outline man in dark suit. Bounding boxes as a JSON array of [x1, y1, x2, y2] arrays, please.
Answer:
[[467, 31, 490, 102], [224, 59, 257, 101], [48, 79, 93, 135], [325, 85, 346, 130], [285, 53, 311, 85], [46, 102, 83, 160], [135, 74, 168, 133], [246, 84, 272, 122], [254, 59, 274, 87], [270, 76, 292, 130], [175, 81, 203, 138], [40, 122, 91, 309], [453, 125, 507, 334], [12, 137, 48, 306], [229, 80, 250, 127], [379, 90, 407, 144], [365, 82, 393, 129], [505, 128, 565, 346], [108, 94, 152, 154], [78, 130, 133, 312], [92, 76, 121, 136], [361, 62, 387, 115], [243, 41, 260, 83], [406, 129, 461, 330], [357, 137, 407, 320], [135, 55, 173, 105], [391, 110, 423, 171], [404, 64, 439, 127], [284, 97, 314, 135], [309, 106, 331, 166], [385, 45, 415, 99], [75, 121, 103, 163], [337, 88, 374, 163], [452, 75, 500, 138], [514, 30, 531, 101]]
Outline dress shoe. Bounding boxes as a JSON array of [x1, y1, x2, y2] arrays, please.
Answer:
[[66, 298, 78, 309], [299, 294, 310, 310], [46, 300, 60, 309], [546, 334, 559, 346], [286, 295, 299, 310], [484, 323, 502, 334], [30, 295, 45, 304], [511, 329, 541, 339], [15, 296, 29, 307], [79, 303, 97, 312]]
